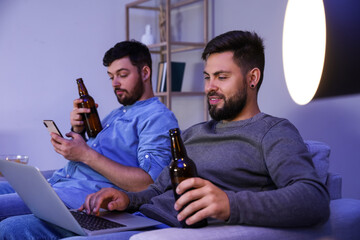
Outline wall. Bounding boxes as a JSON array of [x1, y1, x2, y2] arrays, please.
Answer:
[[0, 0, 359, 199], [0, 0, 131, 170]]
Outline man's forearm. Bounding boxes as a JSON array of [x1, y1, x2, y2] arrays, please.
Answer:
[[82, 149, 153, 192]]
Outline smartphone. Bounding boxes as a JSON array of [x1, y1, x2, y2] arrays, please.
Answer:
[[43, 120, 63, 137]]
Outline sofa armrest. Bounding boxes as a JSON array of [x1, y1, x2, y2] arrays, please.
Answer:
[[326, 172, 342, 200]]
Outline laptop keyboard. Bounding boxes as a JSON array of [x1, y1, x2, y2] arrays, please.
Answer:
[[71, 211, 126, 231]]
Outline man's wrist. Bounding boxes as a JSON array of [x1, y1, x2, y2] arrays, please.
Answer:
[[81, 147, 96, 165]]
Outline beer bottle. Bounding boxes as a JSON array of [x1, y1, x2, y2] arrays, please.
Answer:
[[76, 78, 102, 138], [169, 128, 208, 228]]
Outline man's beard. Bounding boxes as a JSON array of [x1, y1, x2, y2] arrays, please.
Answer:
[[114, 77, 144, 106], [208, 88, 247, 121]]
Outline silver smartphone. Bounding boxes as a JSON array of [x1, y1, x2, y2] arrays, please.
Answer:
[[43, 120, 63, 137]]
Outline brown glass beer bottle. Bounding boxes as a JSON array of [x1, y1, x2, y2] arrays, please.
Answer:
[[76, 78, 102, 138], [169, 128, 208, 228]]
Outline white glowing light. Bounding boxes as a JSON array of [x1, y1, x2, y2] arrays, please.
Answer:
[[282, 0, 326, 105]]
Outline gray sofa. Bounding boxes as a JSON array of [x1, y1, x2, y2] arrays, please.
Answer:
[[1, 141, 360, 240]]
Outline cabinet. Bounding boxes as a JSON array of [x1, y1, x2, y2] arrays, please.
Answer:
[[125, 0, 209, 120]]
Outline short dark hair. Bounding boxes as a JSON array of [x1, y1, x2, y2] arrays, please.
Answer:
[[103, 40, 152, 81], [202, 30, 265, 90]]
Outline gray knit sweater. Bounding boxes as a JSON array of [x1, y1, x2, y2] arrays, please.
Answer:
[[127, 113, 330, 227]]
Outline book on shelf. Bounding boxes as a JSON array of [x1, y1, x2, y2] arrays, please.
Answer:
[[157, 62, 185, 92], [156, 62, 165, 92]]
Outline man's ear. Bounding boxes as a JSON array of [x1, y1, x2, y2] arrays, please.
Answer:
[[247, 68, 261, 89], [141, 66, 151, 82]]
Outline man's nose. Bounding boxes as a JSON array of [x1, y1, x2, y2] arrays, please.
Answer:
[[112, 76, 120, 88], [205, 79, 218, 93]]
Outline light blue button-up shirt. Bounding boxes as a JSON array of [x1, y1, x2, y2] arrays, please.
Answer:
[[48, 97, 178, 208]]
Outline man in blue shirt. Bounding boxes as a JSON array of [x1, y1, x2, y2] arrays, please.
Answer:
[[0, 40, 179, 220]]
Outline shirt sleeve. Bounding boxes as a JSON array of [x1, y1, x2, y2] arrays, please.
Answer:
[[226, 120, 330, 227], [136, 110, 178, 181]]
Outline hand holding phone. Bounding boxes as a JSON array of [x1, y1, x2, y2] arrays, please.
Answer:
[[43, 120, 63, 137]]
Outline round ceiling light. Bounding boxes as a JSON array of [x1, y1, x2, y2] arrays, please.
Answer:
[[282, 0, 326, 105]]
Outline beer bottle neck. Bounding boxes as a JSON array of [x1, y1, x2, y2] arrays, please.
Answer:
[[76, 78, 89, 96], [170, 134, 187, 160]]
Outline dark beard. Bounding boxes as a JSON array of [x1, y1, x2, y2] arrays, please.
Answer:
[[114, 77, 144, 106], [208, 90, 247, 121]]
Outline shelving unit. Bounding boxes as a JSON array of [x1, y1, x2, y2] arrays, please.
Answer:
[[125, 0, 209, 120]]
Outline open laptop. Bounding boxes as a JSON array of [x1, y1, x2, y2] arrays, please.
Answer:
[[0, 160, 161, 236]]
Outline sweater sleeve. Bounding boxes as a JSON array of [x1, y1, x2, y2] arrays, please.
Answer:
[[226, 120, 330, 227], [126, 167, 172, 211]]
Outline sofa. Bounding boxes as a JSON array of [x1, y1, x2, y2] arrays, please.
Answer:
[[1, 141, 360, 240]]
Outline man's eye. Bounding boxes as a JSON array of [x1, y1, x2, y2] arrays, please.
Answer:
[[117, 74, 127, 78], [218, 76, 227, 80], [204, 76, 210, 81]]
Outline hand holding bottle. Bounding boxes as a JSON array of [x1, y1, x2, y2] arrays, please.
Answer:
[[169, 128, 208, 228], [70, 98, 90, 134], [76, 78, 103, 138], [174, 177, 231, 226]]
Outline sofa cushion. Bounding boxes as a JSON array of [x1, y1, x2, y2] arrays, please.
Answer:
[[304, 140, 330, 184], [129, 199, 360, 240], [130, 224, 330, 240]]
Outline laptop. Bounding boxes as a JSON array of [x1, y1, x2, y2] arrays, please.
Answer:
[[0, 160, 161, 236]]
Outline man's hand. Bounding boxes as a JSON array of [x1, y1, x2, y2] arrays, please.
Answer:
[[174, 178, 230, 226], [70, 99, 90, 133], [79, 188, 130, 216], [50, 131, 92, 162]]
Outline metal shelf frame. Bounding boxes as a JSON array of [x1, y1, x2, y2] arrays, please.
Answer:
[[126, 0, 209, 120]]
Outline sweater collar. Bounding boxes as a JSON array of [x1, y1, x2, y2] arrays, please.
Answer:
[[215, 112, 265, 130]]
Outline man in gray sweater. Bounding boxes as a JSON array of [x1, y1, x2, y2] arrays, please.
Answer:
[[110, 30, 329, 229], [0, 30, 330, 239]]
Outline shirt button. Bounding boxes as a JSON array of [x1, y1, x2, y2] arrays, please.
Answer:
[[106, 124, 110, 127], [66, 174, 70, 178], [145, 154, 149, 159], [123, 109, 126, 113], [93, 144, 97, 147]]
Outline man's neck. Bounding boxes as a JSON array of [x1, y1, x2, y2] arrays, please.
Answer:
[[222, 103, 260, 123], [137, 91, 154, 102]]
